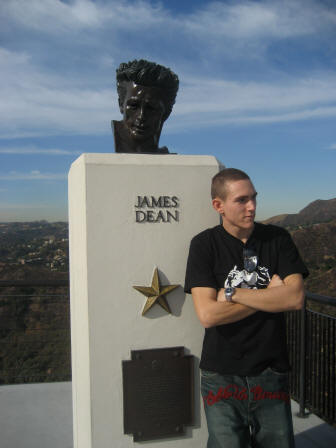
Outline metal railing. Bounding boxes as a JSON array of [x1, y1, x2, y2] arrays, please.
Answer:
[[286, 292, 336, 425], [0, 282, 335, 426]]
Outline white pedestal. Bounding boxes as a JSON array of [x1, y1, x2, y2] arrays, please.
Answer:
[[68, 154, 222, 448]]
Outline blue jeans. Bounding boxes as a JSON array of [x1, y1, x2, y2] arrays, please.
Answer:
[[201, 368, 295, 448]]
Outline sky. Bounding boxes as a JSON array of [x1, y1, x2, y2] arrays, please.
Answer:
[[0, 0, 336, 222]]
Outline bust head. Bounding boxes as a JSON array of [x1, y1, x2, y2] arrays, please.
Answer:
[[113, 59, 179, 153]]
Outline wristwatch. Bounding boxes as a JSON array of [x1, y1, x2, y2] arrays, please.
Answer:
[[225, 286, 236, 302]]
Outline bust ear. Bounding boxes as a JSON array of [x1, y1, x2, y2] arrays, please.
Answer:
[[118, 97, 124, 114]]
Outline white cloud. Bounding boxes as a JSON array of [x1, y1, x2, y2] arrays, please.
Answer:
[[1, 2, 336, 138], [184, 0, 336, 40], [179, 0, 336, 61], [4, 0, 335, 40], [0, 171, 67, 181], [2, 0, 167, 33], [165, 74, 336, 131], [2, 0, 336, 77], [0, 47, 117, 137], [177, 75, 336, 114], [2, 46, 336, 137], [328, 144, 336, 150], [2, 0, 102, 31], [0, 146, 81, 155], [169, 105, 336, 132]]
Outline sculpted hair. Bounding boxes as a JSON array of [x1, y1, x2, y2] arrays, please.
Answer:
[[211, 168, 250, 199], [116, 59, 179, 121]]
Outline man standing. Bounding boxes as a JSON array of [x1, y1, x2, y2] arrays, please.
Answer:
[[184, 168, 308, 448]]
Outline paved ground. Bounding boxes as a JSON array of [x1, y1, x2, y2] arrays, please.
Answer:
[[0, 382, 73, 448], [0, 382, 335, 448], [292, 400, 336, 448]]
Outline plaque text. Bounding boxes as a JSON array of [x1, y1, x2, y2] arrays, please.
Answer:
[[135, 196, 179, 223]]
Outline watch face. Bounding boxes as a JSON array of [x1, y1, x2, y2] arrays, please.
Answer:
[[225, 287, 235, 301]]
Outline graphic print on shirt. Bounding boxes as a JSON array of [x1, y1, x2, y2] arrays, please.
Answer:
[[224, 265, 270, 289]]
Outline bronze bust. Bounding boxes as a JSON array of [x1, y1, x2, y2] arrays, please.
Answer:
[[112, 59, 179, 154]]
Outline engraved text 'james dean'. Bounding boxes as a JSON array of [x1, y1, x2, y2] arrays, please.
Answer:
[[135, 196, 179, 223]]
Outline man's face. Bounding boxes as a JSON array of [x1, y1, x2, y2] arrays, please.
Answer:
[[120, 82, 166, 142], [217, 179, 257, 234]]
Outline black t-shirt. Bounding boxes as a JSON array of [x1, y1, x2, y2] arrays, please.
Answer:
[[184, 223, 309, 375]]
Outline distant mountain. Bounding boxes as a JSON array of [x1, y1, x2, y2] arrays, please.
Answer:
[[262, 198, 336, 228], [290, 219, 336, 298], [261, 199, 336, 299]]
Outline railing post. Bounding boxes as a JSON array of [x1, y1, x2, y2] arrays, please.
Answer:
[[297, 295, 308, 418]]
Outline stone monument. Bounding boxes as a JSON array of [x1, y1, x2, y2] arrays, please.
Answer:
[[69, 59, 223, 448], [69, 154, 222, 447]]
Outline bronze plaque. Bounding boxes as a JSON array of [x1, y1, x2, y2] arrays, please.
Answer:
[[122, 346, 194, 441]]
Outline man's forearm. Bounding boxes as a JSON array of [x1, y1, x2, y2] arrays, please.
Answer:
[[192, 287, 257, 328], [232, 274, 304, 312], [216, 303, 258, 326], [191, 274, 304, 328], [202, 301, 257, 327]]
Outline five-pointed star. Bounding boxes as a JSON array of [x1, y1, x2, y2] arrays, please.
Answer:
[[133, 267, 180, 315]]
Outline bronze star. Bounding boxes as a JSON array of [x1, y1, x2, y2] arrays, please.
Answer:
[[133, 267, 180, 315]]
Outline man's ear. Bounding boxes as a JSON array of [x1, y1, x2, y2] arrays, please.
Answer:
[[212, 197, 225, 215]]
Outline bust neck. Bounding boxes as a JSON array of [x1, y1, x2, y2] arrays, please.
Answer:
[[112, 120, 164, 153]]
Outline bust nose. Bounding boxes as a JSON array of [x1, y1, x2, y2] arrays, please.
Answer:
[[136, 105, 146, 123]]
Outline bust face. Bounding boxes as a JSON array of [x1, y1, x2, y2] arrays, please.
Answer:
[[120, 82, 166, 143]]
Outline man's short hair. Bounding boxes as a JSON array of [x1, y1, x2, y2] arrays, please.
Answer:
[[116, 59, 179, 121], [211, 168, 250, 199]]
